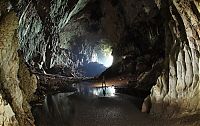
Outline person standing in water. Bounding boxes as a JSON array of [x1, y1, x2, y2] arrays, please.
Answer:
[[102, 76, 106, 96]]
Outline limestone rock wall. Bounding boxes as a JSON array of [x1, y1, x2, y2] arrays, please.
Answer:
[[18, 0, 92, 75], [0, 1, 37, 125], [0, 94, 18, 126], [150, 0, 200, 115]]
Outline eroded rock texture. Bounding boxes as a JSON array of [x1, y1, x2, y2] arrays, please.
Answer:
[[0, 1, 37, 125], [1, 0, 199, 125], [100, 0, 165, 90], [18, 0, 108, 77], [150, 0, 200, 115], [18, 0, 165, 77]]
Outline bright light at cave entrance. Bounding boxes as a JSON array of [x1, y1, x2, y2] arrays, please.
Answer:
[[103, 53, 113, 67]]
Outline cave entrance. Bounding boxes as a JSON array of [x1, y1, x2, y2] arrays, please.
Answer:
[[77, 39, 113, 77], [91, 43, 113, 68]]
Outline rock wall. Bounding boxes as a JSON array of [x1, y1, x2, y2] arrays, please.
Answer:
[[100, 0, 166, 88], [18, 0, 93, 76], [150, 0, 200, 115], [18, 0, 165, 77], [0, 1, 37, 125]]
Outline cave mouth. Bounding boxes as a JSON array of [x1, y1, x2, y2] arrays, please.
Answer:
[[91, 47, 113, 68], [76, 39, 114, 77]]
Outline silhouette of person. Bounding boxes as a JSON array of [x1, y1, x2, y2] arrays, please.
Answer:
[[103, 89, 106, 96], [102, 76, 106, 96]]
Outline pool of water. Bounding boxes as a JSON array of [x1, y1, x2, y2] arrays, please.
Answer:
[[32, 92, 74, 126], [75, 82, 116, 97], [32, 82, 117, 126]]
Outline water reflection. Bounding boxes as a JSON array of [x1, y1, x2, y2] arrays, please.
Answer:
[[32, 93, 74, 126], [32, 83, 116, 126], [91, 86, 115, 97], [75, 82, 116, 97]]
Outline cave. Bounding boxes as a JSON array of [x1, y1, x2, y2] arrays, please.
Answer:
[[0, 0, 200, 126]]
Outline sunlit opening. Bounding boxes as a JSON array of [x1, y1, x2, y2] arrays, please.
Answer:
[[103, 53, 113, 67], [90, 49, 113, 68], [90, 39, 113, 68]]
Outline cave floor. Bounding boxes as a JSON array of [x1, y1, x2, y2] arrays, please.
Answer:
[[70, 93, 159, 126], [32, 83, 200, 126]]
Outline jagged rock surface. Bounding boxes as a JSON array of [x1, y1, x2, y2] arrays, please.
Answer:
[[0, 1, 37, 125], [18, 0, 105, 76], [18, 0, 165, 77], [1, 1, 199, 125], [150, 0, 200, 115]]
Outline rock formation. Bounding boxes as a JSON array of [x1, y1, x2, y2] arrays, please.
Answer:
[[0, 0, 200, 125], [18, 0, 164, 77], [18, 0, 111, 76], [150, 0, 200, 116], [0, 1, 37, 125]]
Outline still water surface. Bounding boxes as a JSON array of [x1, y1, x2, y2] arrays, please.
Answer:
[[32, 82, 154, 126]]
